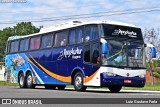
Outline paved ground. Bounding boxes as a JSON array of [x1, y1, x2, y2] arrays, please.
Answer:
[[0, 86, 160, 107], [0, 86, 160, 98]]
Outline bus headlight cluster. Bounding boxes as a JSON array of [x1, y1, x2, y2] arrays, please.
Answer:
[[138, 74, 145, 78], [103, 72, 116, 76]]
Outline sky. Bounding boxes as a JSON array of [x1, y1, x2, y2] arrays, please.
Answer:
[[0, 0, 160, 30]]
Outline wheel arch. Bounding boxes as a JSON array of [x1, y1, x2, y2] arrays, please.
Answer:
[[71, 67, 85, 85]]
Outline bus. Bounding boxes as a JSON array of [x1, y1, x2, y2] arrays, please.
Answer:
[[5, 21, 156, 93]]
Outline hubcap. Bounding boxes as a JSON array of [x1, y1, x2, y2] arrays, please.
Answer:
[[27, 75, 32, 85], [75, 75, 82, 89]]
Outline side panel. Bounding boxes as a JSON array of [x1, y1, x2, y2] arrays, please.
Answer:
[[5, 45, 100, 86]]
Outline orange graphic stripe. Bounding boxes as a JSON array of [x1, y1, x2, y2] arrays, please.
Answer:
[[26, 56, 37, 67], [83, 69, 99, 83], [29, 55, 71, 82], [27, 54, 99, 83]]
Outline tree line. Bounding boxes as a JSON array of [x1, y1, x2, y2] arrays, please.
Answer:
[[0, 22, 40, 61]]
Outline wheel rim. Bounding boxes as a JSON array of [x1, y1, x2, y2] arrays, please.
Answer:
[[20, 76, 24, 86], [75, 75, 82, 89], [27, 75, 32, 86]]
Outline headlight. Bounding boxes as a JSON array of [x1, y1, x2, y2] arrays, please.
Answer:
[[139, 74, 145, 78], [103, 72, 116, 76]]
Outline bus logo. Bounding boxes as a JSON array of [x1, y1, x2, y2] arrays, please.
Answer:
[[57, 48, 82, 60], [112, 29, 137, 38]]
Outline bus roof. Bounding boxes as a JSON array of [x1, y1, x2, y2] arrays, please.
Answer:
[[7, 20, 140, 41]]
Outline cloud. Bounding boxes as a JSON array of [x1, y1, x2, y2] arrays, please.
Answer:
[[0, 0, 160, 30]]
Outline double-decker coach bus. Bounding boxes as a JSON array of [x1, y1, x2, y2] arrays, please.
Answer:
[[5, 21, 156, 92]]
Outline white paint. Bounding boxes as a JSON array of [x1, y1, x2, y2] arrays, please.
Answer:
[[100, 67, 146, 77], [0, 65, 5, 81], [84, 69, 101, 86], [29, 63, 44, 84]]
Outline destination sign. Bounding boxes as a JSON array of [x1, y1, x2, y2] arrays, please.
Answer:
[[103, 24, 143, 40]]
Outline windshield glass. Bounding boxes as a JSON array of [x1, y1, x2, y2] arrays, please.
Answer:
[[127, 41, 144, 68], [102, 39, 145, 68]]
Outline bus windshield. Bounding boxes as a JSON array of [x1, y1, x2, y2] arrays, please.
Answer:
[[102, 24, 145, 68], [102, 39, 145, 68]]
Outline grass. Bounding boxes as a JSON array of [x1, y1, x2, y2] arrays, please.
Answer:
[[122, 83, 160, 91], [0, 81, 18, 87]]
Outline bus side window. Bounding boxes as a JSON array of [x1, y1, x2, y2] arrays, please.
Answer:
[[7, 41, 11, 53], [69, 29, 76, 45], [10, 40, 19, 53], [85, 25, 99, 41], [54, 30, 67, 47], [30, 36, 40, 50], [92, 43, 100, 64], [30, 38, 34, 50], [19, 38, 29, 51], [84, 45, 90, 63], [77, 27, 84, 43], [41, 33, 53, 48], [24, 38, 29, 51]]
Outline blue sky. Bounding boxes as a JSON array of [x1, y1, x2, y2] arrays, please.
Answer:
[[0, 0, 160, 30]]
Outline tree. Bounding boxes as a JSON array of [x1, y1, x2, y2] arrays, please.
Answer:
[[13, 22, 40, 35], [0, 22, 40, 61], [143, 28, 160, 85]]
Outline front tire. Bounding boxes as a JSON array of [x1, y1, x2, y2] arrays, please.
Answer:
[[108, 86, 122, 93], [73, 72, 86, 91], [19, 73, 26, 88], [26, 72, 35, 88]]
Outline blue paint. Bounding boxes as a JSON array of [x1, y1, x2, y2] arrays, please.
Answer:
[[100, 73, 145, 87]]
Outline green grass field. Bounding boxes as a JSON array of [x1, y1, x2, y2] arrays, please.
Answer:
[[122, 83, 160, 91], [0, 81, 18, 87]]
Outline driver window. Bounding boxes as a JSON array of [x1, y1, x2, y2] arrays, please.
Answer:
[[92, 43, 100, 64]]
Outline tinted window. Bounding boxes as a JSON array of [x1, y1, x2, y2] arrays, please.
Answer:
[[69, 29, 76, 45], [92, 43, 100, 64], [41, 33, 53, 48], [19, 38, 29, 51], [103, 24, 143, 41], [77, 27, 84, 43], [84, 45, 90, 62], [10, 40, 19, 53], [30, 36, 41, 50], [7, 42, 11, 53], [85, 25, 99, 41], [54, 30, 67, 46]]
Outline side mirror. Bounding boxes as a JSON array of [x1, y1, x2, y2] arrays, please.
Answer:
[[146, 44, 156, 58], [101, 39, 108, 54]]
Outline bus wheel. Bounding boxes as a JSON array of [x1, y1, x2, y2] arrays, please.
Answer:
[[73, 72, 86, 91], [108, 86, 122, 93], [45, 85, 56, 89], [26, 72, 34, 88], [19, 73, 26, 88], [57, 85, 66, 90]]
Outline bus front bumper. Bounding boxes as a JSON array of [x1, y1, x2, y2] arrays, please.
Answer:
[[100, 73, 145, 87]]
